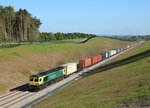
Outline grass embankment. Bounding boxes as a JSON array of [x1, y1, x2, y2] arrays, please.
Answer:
[[0, 37, 129, 93], [32, 41, 150, 108]]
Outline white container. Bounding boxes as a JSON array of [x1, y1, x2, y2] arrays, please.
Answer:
[[110, 50, 114, 56], [128, 45, 130, 48], [106, 52, 108, 58], [114, 50, 117, 55], [117, 49, 120, 53], [61, 62, 77, 76]]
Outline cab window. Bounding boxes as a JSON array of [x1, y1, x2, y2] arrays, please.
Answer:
[[44, 77, 48, 82], [34, 78, 38, 82], [30, 77, 33, 81]]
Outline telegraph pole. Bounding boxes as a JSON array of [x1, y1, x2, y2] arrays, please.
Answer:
[[51, 56, 53, 71]]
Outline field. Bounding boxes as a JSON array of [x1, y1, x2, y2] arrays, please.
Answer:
[[0, 37, 129, 93], [32, 40, 150, 108]]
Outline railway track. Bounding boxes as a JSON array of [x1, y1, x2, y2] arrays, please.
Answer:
[[0, 70, 84, 108], [0, 85, 28, 100], [0, 92, 33, 107], [0, 86, 33, 108], [0, 75, 74, 108]]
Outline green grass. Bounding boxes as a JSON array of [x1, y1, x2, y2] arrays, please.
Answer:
[[0, 36, 129, 57], [11, 52, 24, 58], [21, 69, 32, 76], [0, 82, 9, 92], [0, 37, 130, 93], [32, 41, 150, 108], [19, 37, 128, 54]]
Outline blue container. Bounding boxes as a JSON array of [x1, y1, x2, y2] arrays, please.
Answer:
[[108, 51, 111, 57], [119, 48, 122, 52], [101, 52, 106, 60]]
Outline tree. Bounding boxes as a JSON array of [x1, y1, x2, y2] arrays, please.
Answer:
[[0, 5, 42, 42], [55, 32, 64, 40], [48, 32, 56, 40]]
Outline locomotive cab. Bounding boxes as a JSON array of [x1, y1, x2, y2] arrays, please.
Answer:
[[29, 75, 44, 91], [29, 77, 39, 85]]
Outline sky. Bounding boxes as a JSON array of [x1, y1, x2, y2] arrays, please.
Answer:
[[0, 0, 150, 35]]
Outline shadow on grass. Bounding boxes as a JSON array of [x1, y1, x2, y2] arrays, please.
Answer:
[[77, 36, 96, 44], [86, 49, 150, 77]]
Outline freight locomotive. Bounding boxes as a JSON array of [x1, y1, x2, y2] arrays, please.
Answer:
[[28, 43, 137, 91]]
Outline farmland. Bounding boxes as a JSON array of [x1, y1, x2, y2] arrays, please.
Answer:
[[32, 40, 150, 108], [0, 37, 129, 93]]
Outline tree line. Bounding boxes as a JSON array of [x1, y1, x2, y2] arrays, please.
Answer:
[[0, 6, 96, 42], [110, 36, 147, 42], [39, 32, 96, 41], [0, 6, 41, 42]]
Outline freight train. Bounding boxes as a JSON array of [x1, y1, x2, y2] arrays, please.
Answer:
[[28, 43, 137, 91]]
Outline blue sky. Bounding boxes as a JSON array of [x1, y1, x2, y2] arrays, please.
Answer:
[[0, 0, 150, 35]]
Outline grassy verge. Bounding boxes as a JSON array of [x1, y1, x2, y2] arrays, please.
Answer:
[[0, 37, 129, 93], [32, 41, 150, 108]]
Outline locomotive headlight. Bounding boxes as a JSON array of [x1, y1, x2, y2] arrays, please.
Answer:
[[36, 83, 39, 86]]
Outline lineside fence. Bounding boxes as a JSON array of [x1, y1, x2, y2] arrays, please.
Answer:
[[0, 38, 89, 48]]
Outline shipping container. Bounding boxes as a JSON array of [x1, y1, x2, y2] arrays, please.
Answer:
[[131, 44, 134, 47], [108, 51, 111, 57], [61, 62, 77, 76], [128, 45, 130, 48], [120, 48, 122, 52], [126, 45, 130, 49], [97, 54, 102, 61], [79, 58, 91, 68], [91, 56, 98, 64], [116, 49, 119, 53], [101, 52, 107, 60], [106, 52, 108, 58], [110, 50, 114, 56], [124, 47, 127, 50], [114, 50, 117, 55]]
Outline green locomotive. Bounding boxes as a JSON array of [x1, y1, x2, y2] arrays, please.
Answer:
[[29, 67, 65, 91], [29, 62, 77, 91]]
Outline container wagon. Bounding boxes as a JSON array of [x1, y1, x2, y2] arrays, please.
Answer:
[[79, 58, 91, 68], [128, 45, 130, 49], [91, 56, 98, 64], [119, 48, 122, 52], [61, 62, 77, 76], [113, 50, 117, 55], [106, 52, 108, 58], [116, 49, 119, 54], [97, 54, 102, 62], [110, 50, 114, 56], [124, 47, 127, 50], [101, 52, 107, 60], [108, 51, 111, 57]]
